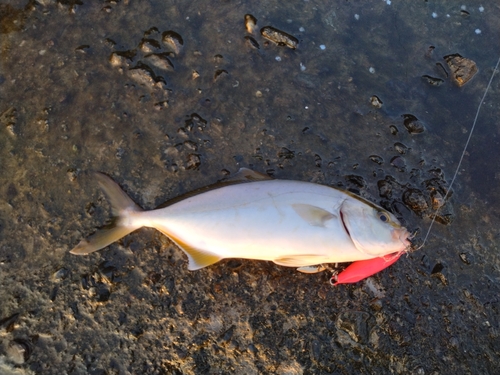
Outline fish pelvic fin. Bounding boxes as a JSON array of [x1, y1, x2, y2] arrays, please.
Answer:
[[273, 254, 330, 267], [296, 264, 328, 274], [70, 173, 143, 255]]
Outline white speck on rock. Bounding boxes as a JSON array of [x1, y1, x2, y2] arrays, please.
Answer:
[[275, 56, 281, 61], [319, 44, 326, 50], [475, 29, 481, 34], [354, 14, 360, 20], [369, 67, 375, 74], [479, 6, 484, 12], [432, 12, 438, 18]]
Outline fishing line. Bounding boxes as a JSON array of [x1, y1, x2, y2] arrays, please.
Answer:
[[419, 56, 500, 249]]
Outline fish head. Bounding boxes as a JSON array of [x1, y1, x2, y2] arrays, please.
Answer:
[[340, 195, 411, 256]]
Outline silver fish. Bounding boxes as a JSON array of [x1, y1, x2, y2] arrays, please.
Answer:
[[70, 169, 411, 272]]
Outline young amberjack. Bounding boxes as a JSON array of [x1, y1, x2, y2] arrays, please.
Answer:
[[70, 169, 411, 282]]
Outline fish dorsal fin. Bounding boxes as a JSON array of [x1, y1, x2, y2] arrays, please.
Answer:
[[227, 167, 273, 182], [273, 254, 329, 267], [158, 229, 222, 270], [291, 204, 335, 227]]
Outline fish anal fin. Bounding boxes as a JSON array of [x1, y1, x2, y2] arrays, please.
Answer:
[[159, 229, 222, 270], [183, 244, 222, 270], [291, 204, 335, 227], [228, 168, 273, 182]]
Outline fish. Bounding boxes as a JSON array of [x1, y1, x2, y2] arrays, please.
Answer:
[[70, 168, 412, 283]]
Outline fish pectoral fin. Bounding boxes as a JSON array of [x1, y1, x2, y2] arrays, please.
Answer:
[[291, 204, 335, 227], [161, 230, 222, 270], [273, 254, 329, 267], [227, 167, 273, 182]]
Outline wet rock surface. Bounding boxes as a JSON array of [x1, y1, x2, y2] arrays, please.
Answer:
[[1, 1, 500, 374]]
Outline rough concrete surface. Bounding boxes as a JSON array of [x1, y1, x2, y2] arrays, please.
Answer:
[[1, 1, 500, 374]]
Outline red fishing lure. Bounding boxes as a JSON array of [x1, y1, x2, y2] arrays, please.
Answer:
[[333, 252, 403, 285]]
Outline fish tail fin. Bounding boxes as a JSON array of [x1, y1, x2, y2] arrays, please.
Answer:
[[70, 173, 143, 255]]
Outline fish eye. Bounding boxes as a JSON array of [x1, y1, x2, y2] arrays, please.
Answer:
[[378, 212, 390, 223]]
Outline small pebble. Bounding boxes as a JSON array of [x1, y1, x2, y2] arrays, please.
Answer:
[[479, 6, 484, 12], [261, 26, 298, 49], [369, 67, 375, 74], [475, 29, 481, 34], [244, 14, 257, 34], [370, 95, 383, 108], [319, 44, 326, 50], [299, 27, 305, 32], [432, 12, 438, 18], [300, 62, 306, 71], [354, 14, 360, 20], [275, 56, 281, 61]]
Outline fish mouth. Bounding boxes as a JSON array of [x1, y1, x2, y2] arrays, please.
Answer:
[[404, 229, 420, 251], [398, 228, 413, 249]]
